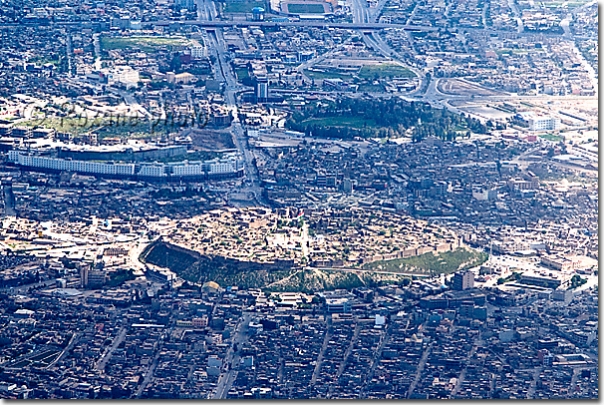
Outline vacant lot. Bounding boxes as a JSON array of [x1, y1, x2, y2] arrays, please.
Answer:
[[437, 78, 503, 97], [302, 69, 351, 80], [358, 63, 415, 79], [101, 36, 191, 52], [186, 128, 236, 150]]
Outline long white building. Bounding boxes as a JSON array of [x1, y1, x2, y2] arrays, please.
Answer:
[[9, 151, 136, 176], [7, 151, 244, 181]]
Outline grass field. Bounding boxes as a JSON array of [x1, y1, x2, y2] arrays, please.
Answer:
[[141, 241, 410, 292], [30, 57, 61, 66], [363, 248, 489, 274], [539, 133, 564, 142], [358, 63, 415, 80], [101, 36, 191, 52], [303, 69, 351, 80], [286, 2, 326, 13], [23, 117, 161, 139], [23, 117, 105, 134], [266, 268, 410, 293], [235, 67, 251, 81], [222, 0, 266, 13], [302, 116, 379, 129]]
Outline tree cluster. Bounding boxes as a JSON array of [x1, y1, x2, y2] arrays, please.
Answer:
[[286, 97, 489, 141]]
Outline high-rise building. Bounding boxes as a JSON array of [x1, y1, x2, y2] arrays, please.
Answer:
[[452, 271, 474, 290], [175, 0, 196, 11], [251, 6, 265, 21], [80, 262, 106, 289], [111, 15, 131, 30], [255, 76, 268, 103], [190, 45, 207, 59]]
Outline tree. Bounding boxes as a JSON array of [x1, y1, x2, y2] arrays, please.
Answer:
[[169, 53, 182, 72]]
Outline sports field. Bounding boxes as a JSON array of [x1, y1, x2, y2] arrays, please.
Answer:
[[283, 2, 328, 13]]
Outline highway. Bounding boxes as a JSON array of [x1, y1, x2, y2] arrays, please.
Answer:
[[129, 19, 597, 41], [1, 19, 596, 42], [506, 0, 524, 33], [367, 0, 388, 23], [206, 19, 268, 206], [361, 30, 425, 96], [143, 19, 437, 31], [349, 0, 369, 24]]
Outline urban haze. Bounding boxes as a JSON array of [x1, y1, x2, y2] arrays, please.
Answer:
[[0, 0, 598, 399]]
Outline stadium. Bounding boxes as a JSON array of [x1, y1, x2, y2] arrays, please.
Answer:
[[268, 0, 336, 17]]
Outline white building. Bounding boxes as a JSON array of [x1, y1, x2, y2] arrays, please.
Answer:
[[171, 163, 204, 177], [8, 151, 135, 176], [529, 116, 561, 132], [137, 165, 166, 177], [8, 151, 244, 179], [190, 45, 208, 59], [472, 188, 497, 201], [208, 162, 236, 175], [104, 66, 140, 89]]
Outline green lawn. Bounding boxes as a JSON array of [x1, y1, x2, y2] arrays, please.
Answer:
[[539, 133, 564, 142], [23, 116, 164, 139], [30, 57, 61, 66], [222, 0, 266, 13], [303, 69, 350, 80], [363, 248, 488, 274], [22, 117, 105, 134], [286, 3, 326, 13], [235, 67, 250, 81], [101, 36, 191, 52], [302, 116, 379, 129], [358, 63, 415, 80]]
